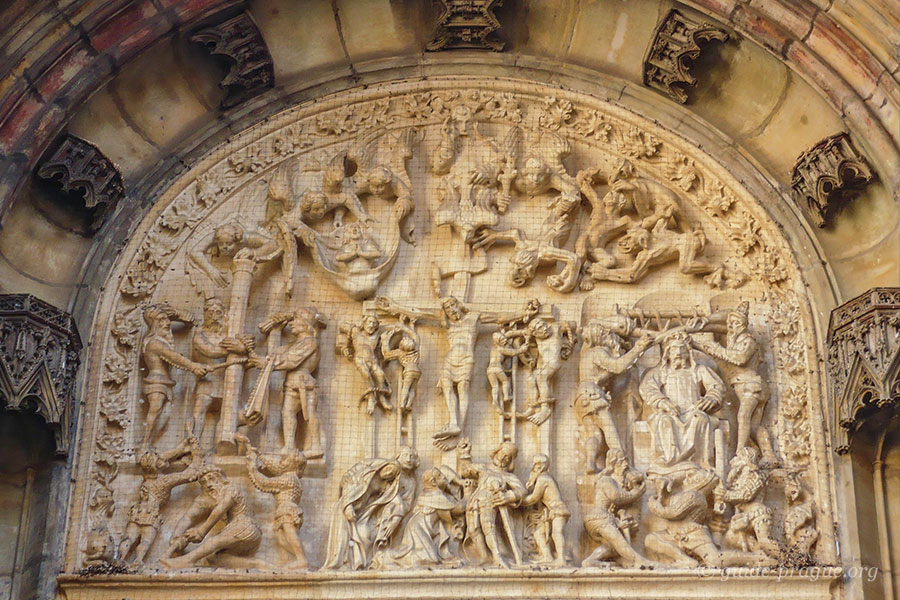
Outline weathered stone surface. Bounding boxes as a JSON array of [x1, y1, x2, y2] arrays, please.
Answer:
[[0, 294, 81, 455], [36, 134, 125, 233], [189, 11, 275, 109], [827, 287, 900, 454], [791, 132, 874, 228], [61, 77, 834, 599]]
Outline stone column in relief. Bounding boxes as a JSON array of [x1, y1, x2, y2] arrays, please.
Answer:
[[217, 256, 256, 453]]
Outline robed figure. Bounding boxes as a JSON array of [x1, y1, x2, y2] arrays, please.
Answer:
[[323, 447, 418, 569]]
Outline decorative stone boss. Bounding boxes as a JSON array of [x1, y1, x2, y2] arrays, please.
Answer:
[[0, 294, 82, 454]]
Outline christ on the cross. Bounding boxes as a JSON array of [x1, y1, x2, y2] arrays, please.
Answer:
[[375, 296, 538, 449]]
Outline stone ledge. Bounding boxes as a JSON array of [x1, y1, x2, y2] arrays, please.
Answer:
[[58, 570, 842, 600]]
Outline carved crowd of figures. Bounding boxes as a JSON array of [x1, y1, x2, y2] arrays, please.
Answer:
[[89, 102, 819, 573]]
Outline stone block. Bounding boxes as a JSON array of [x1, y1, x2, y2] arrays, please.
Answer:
[[65, 87, 161, 184], [336, 0, 417, 60], [743, 74, 846, 184], [107, 41, 216, 150], [568, 0, 663, 83], [251, 0, 347, 84], [690, 39, 790, 138]]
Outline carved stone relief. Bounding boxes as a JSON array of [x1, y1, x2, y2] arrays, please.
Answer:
[[427, 0, 505, 52], [791, 132, 875, 228], [36, 134, 125, 232], [643, 10, 730, 105], [826, 287, 900, 454], [0, 294, 81, 454], [190, 11, 275, 109], [62, 78, 834, 597]]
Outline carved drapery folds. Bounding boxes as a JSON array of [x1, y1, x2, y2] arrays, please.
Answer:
[[62, 81, 835, 597], [190, 11, 274, 109], [0, 294, 82, 455], [36, 134, 125, 233], [427, 0, 505, 52], [791, 133, 874, 228], [643, 9, 729, 104], [827, 288, 900, 454]]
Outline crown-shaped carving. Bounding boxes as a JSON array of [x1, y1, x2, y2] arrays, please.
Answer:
[[826, 288, 900, 454], [791, 132, 874, 228], [643, 9, 729, 104], [0, 294, 82, 455]]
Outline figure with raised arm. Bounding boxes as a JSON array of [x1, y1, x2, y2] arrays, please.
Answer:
[[139, 303, 208, 451], [186, 222, 281, 295], [517, 317, 577, 426], [692, 302, 776, 463], [337, 314, 391, 415], [486, 329, 529, 416], [380, 317, 421, 413], [249, 308, 326, 456], [237, 434, 309, 569], [457, 438, 527, 568], [375, 296, 539, 449], [118, 436, 205, 563]]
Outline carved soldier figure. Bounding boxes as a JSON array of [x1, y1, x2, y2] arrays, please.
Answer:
[[518, 318, 577, 425], [582, 449, 654, 568], [521, 454, 570, 566], [577, 321, 654, 460], [717, 447, 783, 560], [238, 434, 309, 569], [457, 438, 527, 568], [337, 314, 391, 415], [118, 436, 205, 563], [692, 302, 776, 463], [139, 303, 208, 451], [161, 467, 263, 569], [189, 298, 254, 439], [376, 296, 537, 448], [639, 329, 725, 473], [187, 222, 281, 293], [379, 317, 421, 413], [323, 446, 420, 570], [249, 308, 326, 456], [644, 470, 774, 568]]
